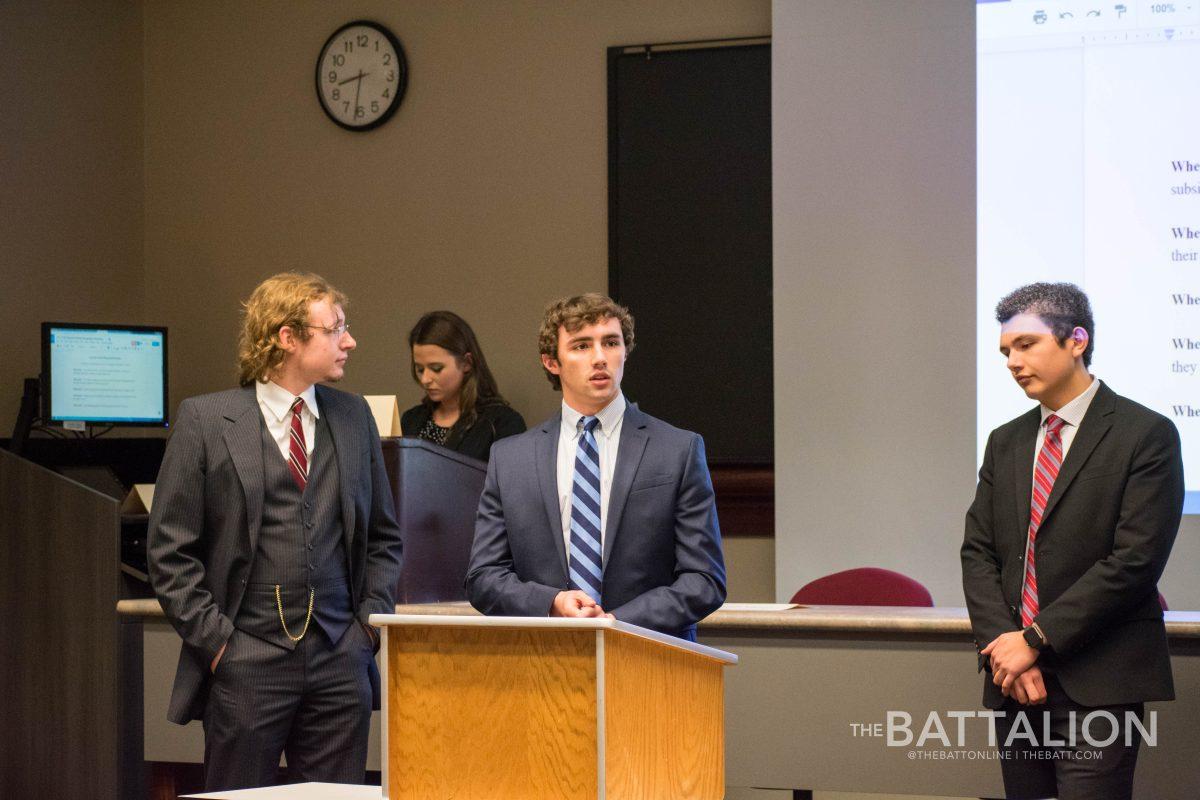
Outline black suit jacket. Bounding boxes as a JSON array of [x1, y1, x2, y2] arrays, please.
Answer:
[[962, 382, 1183, 708], [148, 384, 404, 723], [401, 401, 525, 462]]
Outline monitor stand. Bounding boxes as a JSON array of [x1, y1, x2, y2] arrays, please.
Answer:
[[9, 377, 39, 456]]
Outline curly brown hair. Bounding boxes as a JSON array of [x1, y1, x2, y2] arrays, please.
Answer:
[[538, 293, 635, 390], [237, 273, 348, 386]]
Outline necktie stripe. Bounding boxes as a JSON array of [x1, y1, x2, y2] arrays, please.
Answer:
[[288, 455, 308, 479], [572, 473, 602, 506], [575, 451, 601, 484], [569, 567, 602, 597], [569, 544, 603, 580], [571, 499, 602, 532], [569, 518, 602, 554]]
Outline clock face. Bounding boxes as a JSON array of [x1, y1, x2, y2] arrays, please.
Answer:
[[315, 21, 407, 131]]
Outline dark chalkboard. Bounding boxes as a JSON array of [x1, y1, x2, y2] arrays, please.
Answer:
[[608, 42, 772, 465]]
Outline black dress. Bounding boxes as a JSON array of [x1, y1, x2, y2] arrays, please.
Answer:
[[400, 401, 526, 462]]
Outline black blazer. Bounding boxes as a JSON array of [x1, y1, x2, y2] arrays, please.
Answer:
[[401, 401, 525, 462], [962, 382, 1183, 709]]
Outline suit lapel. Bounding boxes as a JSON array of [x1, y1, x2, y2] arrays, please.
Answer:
[[1011, 408, 1040, 538], [535, 413, 568, 580], [1040, 384, 1115, 529], [223, 385, 265, 554], [603, 404, 648, 565], [316, 385, 358, 553]]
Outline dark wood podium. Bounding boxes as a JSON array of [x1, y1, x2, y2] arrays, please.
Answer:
[[379, 437, 487, 604]]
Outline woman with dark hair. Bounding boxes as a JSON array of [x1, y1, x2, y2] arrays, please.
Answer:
[[402, 311, 525, 462]]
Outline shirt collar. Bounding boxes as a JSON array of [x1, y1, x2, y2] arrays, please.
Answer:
[[1040, 376, 1099, 430], [256, 379, 320, 423], [561, 393, 626, 440]]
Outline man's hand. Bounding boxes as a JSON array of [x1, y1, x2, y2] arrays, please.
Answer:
[[360, 620, 380, 650], [551, 590, 605, 618], [981, 630, 1039, 692], [210, 641, 227, 674], [1005, 665, 1047, 705]]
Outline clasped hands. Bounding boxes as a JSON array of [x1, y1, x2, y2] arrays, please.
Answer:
[[551, 590, 614, 619], [981, 631, 1047, 706]]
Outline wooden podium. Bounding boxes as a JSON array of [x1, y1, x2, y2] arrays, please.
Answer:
[[369, 614, 738, 800]]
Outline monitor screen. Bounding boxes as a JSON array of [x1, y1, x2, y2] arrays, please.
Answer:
[[41, 323, 168, 426]]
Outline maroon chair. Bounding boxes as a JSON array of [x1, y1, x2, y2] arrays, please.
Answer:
[[1159, 592, 1169, 611], [790, 567, 934, 607]]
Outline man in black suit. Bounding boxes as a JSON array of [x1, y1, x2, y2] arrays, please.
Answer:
[[962, 282, 1183, 799], [148, 273, 403, 790]]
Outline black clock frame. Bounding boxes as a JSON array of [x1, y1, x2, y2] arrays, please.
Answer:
[[314, 19, 408, 132]]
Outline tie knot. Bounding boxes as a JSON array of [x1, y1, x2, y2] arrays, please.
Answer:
[[291, 397, 306, 415], [580, 415, 600, 435], [1045, 414, 1065, 435]]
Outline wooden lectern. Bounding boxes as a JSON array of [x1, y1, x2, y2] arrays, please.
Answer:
[[369, 614, 738, 800]]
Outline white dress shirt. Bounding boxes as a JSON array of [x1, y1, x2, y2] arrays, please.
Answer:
[[558, 393, 626, 559], [256, 379, 318, 462], [1034, 376, 1100, 471]]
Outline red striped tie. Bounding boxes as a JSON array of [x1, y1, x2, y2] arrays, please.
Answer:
[[1021, 414, 1066, 627], [287, 397, 308, 491]]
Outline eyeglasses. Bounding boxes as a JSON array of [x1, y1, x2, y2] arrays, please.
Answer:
[[307, 322, 351, 336]]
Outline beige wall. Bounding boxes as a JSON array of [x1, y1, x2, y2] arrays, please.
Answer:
[[1, 0, 774, 599], [0, 1, 144, 429], [142, 0, 770, 424]]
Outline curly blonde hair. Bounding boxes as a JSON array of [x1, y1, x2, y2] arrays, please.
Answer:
[[237, 273, 348, 386], [538, 293, 635, 390]]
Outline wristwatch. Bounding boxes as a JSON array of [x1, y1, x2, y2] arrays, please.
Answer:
[[1022, 624, 1047, 651]]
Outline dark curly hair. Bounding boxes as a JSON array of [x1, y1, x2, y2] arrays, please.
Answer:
[[538, 294, 636, 390], [995, 282, 1094, 367]]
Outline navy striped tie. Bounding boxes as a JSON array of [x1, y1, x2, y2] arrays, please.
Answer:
[[568, 416, 604, 603]]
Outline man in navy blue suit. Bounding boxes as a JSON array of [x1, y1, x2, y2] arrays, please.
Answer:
[[466, 293, 726, 641]]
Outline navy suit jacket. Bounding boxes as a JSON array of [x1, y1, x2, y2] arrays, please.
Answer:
[[148, 384, 404, 723], [466, 403, 726, 641]]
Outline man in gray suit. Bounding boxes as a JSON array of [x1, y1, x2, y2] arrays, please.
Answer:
[[466, 293, 725, 641], [148, 273, 403, 790]]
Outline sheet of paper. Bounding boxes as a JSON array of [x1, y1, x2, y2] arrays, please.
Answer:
[[363, 394, 402, 436]]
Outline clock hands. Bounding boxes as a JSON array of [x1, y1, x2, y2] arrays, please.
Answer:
[[352, 70, 364, 120], [337, 70, 370, 86]]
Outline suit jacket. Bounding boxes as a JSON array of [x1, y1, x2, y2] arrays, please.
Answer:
[[148, 384, 404, 723], [400, 400, 526, 462], [465, 403, 726, 641], [961, 382, 1183, 708]]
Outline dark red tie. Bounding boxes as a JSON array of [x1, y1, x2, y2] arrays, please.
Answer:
[[1021, 414, 1066, 627], [287, 397, 308, 491]]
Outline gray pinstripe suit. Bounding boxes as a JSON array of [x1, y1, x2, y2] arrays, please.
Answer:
[[148, 384, 403, 788]]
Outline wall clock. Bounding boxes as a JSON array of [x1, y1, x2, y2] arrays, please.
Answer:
[[315, 20, 407, 131]]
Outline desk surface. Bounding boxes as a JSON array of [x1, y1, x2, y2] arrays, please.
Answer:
[[117, 598, 1200, 637], [183, 783, 379, 799]]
